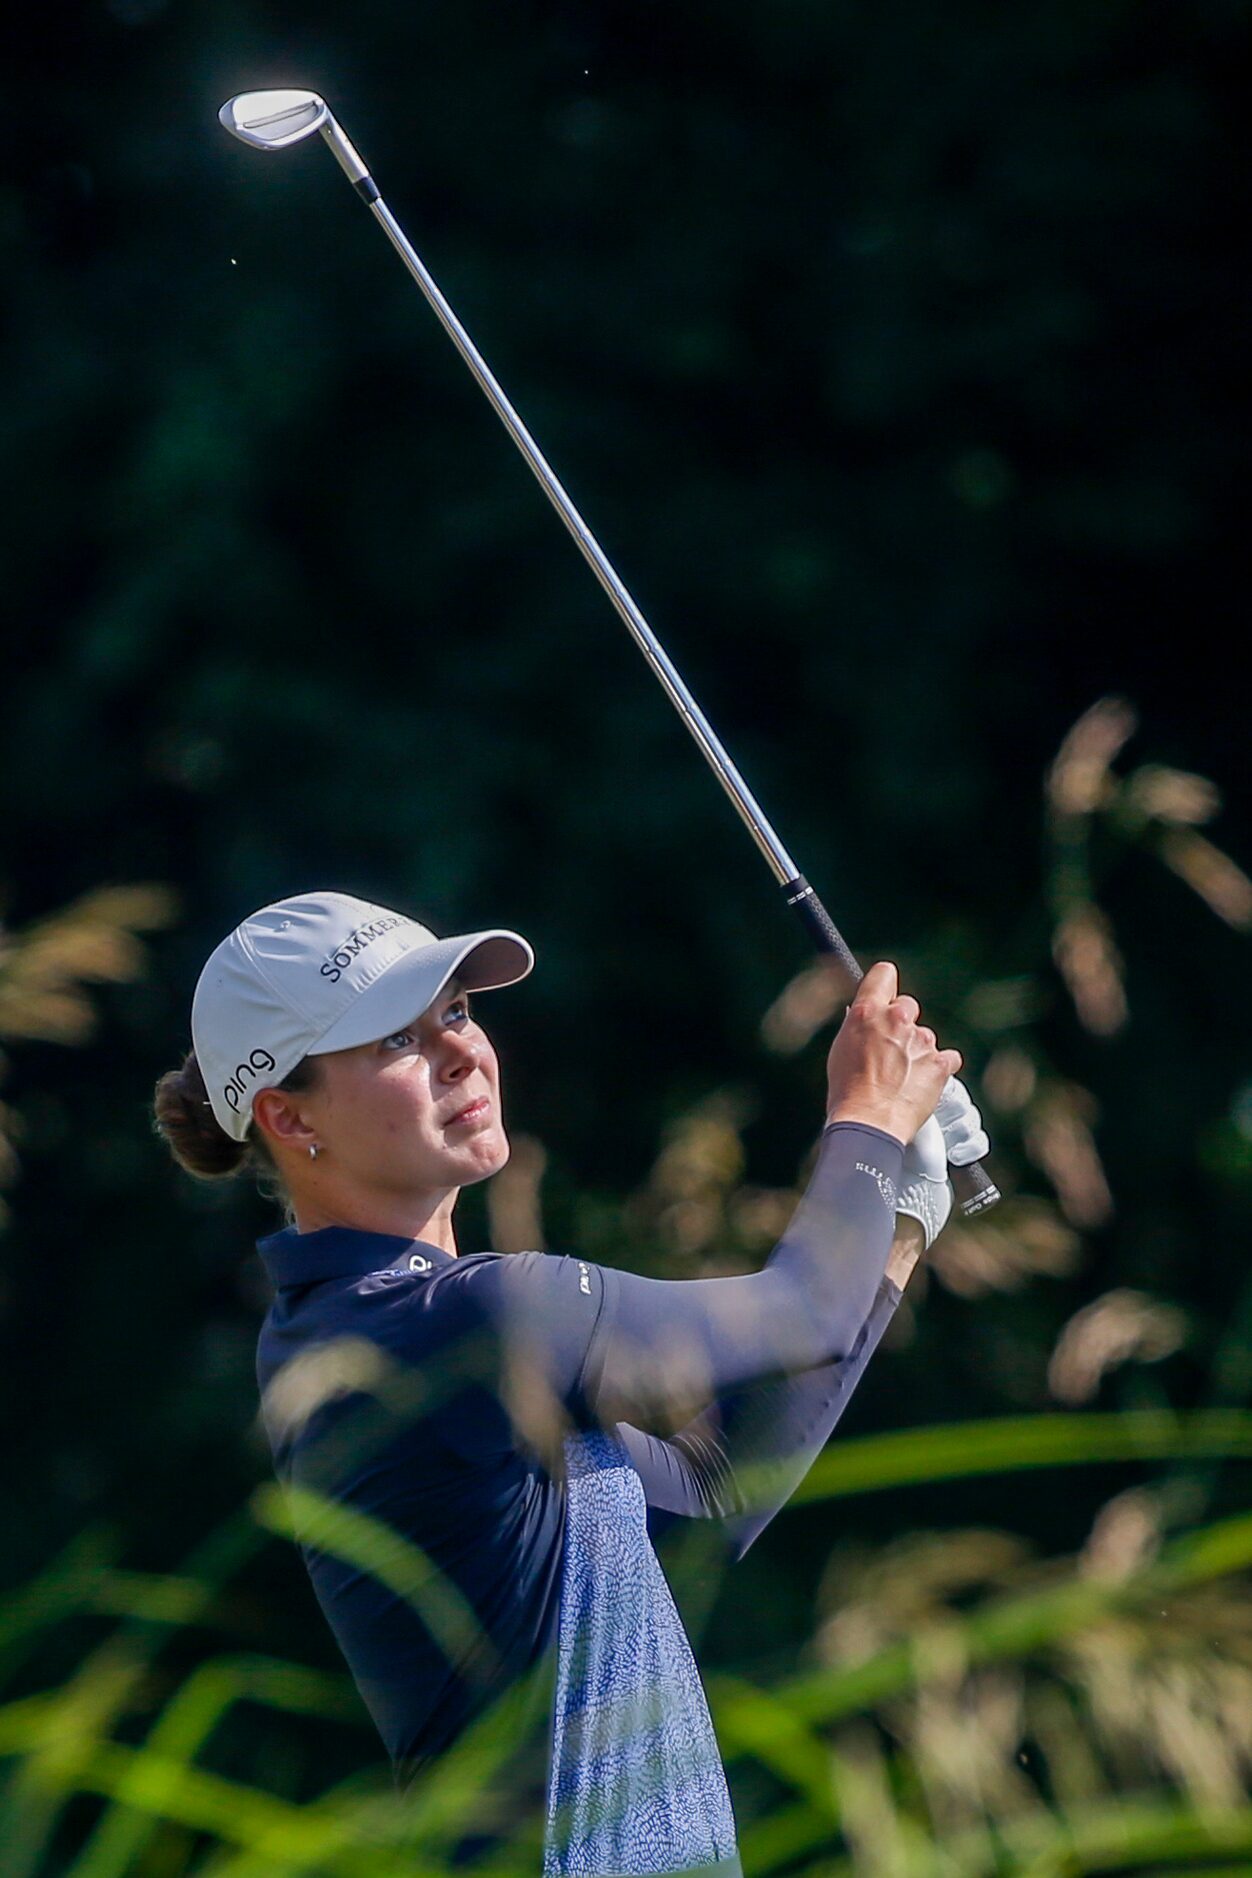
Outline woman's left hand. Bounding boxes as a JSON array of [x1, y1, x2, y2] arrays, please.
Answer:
[[896, 1077, 990, 1251]]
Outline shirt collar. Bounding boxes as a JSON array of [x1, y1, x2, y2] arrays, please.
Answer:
[[257, 1224, 457, 1288]]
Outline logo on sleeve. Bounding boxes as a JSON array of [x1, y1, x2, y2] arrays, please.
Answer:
[[577, 1261, 591, 1296], [856, 1161, 898, 1210]]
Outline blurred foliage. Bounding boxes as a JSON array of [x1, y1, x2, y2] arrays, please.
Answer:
[[0, 887, 176, 1223], [4, 1433, 1252, 1874], [3, 0, 1251, 1869]]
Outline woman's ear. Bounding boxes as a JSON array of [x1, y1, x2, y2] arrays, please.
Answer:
[[252, 1087, 318, 1154]]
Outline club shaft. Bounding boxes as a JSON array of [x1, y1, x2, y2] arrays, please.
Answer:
[[311, 118, 1001, 1218], [360, 192, 799, 887]]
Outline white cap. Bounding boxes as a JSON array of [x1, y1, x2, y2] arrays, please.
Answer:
[[191, 891, 533, 1141]]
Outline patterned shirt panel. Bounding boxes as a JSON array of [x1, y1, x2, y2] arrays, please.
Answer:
[[544, 1429, 742, 1878]]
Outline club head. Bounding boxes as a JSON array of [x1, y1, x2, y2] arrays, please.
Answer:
[[219, 90, 329, 151]]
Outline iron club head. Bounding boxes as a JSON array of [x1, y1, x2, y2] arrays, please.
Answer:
[[218, 89, 372, 187], [218, 90, 329, 150]]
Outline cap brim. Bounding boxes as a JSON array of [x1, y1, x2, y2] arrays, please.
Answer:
[[305, 929, 533, 1058]]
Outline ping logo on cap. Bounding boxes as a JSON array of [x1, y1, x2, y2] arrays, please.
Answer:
[[224, 1047, 278, 1113], [319, 915, 407, 984]]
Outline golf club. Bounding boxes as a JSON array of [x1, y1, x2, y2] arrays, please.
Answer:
[[218, 88, 1001, 1217]]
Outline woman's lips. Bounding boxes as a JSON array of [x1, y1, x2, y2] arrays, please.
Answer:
[[446, 1096, 490, 1129]]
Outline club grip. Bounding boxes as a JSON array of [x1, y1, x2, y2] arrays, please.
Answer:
[[782, 875, 862, 988], [949, 1156, 1002, 1218], [780, 875, 1002, 1219]]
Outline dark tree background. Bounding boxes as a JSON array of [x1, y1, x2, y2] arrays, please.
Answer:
[[2, 0, 1251, 1854]]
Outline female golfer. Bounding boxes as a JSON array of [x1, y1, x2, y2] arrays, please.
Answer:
[[155, 890, 986, 1878]]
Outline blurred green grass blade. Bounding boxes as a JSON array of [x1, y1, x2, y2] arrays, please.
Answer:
[[789, 1797, 1252, 1878], [711, 1676, 837, 1818], [0, 1641, 150, 1878], [252, 1483, 495, 1680], [707, 1508, 1252, 1876], [0, 1770, 62, 1878], [0, 1511, 268, 1878], [67, 1656, 363, 1878], [198, 1793, 444, 1878], [1133, 1868, 1252, 1877], [86, 1570, 213, 1626], [30, 1738, 412, 1877], [388, 1657, 551, 1847], [0, 1692, 59, 1753], [0, 1528, 116, 1687], [196, 1659, 551, 1877], [1161, 1507, 1252, 1585], [965, 1795, 1252, 1877], [737, 1799, 834, 1874], [790, 1410, 1252, 1505], [711, 1503, 1252, 1834]]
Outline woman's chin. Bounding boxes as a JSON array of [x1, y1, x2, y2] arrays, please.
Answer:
[[460, 1127, 511, 1183]]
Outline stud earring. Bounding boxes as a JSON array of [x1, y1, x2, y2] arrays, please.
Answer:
[[309, 1144, 320, 1160]]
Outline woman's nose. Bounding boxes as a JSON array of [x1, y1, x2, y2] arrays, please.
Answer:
[[439, 1029, 480, 1080]]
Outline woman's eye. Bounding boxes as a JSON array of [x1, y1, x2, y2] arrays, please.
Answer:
[[381, 1001, 467, 1050]]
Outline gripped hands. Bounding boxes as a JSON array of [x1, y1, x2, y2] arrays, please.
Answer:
[[824, 960, 961, 1147]]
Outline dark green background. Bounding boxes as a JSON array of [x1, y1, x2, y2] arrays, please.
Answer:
[[3, 0, 1249, 1700]]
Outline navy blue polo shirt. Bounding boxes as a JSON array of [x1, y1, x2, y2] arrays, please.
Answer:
[[255, 1121, 905, 1869]]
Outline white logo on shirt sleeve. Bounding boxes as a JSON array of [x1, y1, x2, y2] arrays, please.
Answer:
[[577, 1261, 591, 1296], [855, 1161, 898, 1210]]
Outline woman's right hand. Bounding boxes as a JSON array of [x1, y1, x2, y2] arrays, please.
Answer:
[[824, 961, 962, 1146]]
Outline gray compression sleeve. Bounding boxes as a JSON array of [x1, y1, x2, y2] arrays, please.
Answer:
[[581, 1122, 903, 1430], [617, 1274, 902, 1558], [484, 1122, 903, 1453]]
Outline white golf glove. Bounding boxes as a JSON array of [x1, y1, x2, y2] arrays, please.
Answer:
[[896, 1077, 991, 1251]]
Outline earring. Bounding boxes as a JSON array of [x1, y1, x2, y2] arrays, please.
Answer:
[[309, 1144, 320, 1161]]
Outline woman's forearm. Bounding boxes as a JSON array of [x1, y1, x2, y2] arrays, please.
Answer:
[[586, 1122, 905, 1427], [619, 1227, 916, 1557], [717, 1214, 923, 1555]]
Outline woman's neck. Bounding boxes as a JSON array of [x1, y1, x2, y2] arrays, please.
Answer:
[[291, 1182, 460, 1253]]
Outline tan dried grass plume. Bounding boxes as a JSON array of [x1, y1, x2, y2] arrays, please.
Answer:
[[0, 884, 177, 1045], [1048, 1288, 1187, 1404], [0, 883, 177, 1216]]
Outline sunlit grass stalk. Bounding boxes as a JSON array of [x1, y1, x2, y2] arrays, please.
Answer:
[[253, 1484, 496, 1682], [66, 1657, 362, 1878], [935, 1794, 1252, 1878], [789, 1410, 1252, 1505], [0, 1529, 117, 1685], [35, 1739, 415, 1877], [0, 1514, 263, 1873], [722, 1509, 1252, 1742]]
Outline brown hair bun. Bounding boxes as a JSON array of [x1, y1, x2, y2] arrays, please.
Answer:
[[153, 1050, 249, 1179]]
